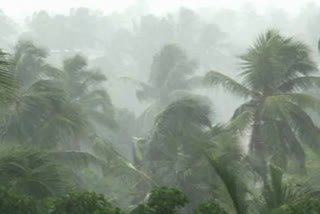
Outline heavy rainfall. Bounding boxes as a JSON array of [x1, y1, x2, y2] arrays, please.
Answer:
[[1, 0, 320, 213]]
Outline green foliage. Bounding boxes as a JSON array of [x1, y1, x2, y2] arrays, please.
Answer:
[[3, 27, 320, 214], [0, 79, 85, 147], [0, 146, 70, 198], [193, 200, 228, 214], [254, 164, 314, 213], [131, 187, 188, 214], [146, 187, 189, 214], [130, 204, 153, 214], [48, 191, 126, 214], [141, 96, 214, 209], [204, 29, 320, 171], [138, 44, 199, 101], [54, 54, 117, 138], [205, 150, 249, 214], [0, 186, 38, 214], [272, 197, 320, 214], [13, 40, 48, 87], [133, 44, 200, 136]]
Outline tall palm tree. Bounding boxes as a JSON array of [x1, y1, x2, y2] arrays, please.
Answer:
[[12, 40, 48, 88], [137, 95, 250, 213], [0, 78, 86, 148], [46, 54, 117, 136], [125, 44, 202, 136], [205, 30, 320, 170]]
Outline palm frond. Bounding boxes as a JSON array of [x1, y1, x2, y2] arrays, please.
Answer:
[[204, 152, 248, 214], [263, 96, 320, 150], [231, 101, 256, 120], [279, 93, 320, 111], [287, 104, 320, 150], [260, 119, 305, 171], [120, 77, 157, 102], [204, 71, 254, 99], [261, 165, 312, 213], [277, 76, 320, 92], [155, 96, 212, 130], [0, 146, 69, 198], [225, 111, 253, 134], [239, 30, 316, 91]]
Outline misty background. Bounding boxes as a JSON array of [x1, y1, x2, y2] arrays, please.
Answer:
[[3, 1, 320, 117]]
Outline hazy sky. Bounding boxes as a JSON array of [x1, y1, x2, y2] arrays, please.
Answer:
[[1, 0, 319, 21]]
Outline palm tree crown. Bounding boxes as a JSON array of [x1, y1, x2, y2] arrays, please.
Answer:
[[205, 30, 320, 170]]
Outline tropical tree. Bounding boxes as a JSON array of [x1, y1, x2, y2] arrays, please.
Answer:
[[272, 197, 320, 214], [205, 30, 320, 171], [1, 43, 115, 150], [135, 44, 200, 102], [135, 95, 251, 213], [12, 40, 49, 88], [46, 54, 117, 142], [126, 44, 201, 135], [0, 79, 85, 147], [255, 165, 316, 214], [48, 191, 125, 214], [0, 42, 86, 148], [0, 186, 38, 214], [0, 146, 72, 198], [193, 200, 228, 214], [204, 130, 250, 214], [130, 186, 189, 214]]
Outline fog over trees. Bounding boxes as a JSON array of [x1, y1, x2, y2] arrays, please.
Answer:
[[1, 1, 320, 213]]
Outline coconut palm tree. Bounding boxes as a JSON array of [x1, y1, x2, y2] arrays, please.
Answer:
[[12, 40, 49, 88], [0, 42, 86, 148], [45, 54, 117, 137], [1, 43, 115, 149], [205, 30, 320, 171], [125, 44, 202, 136], [0, 78, 86, 148], [135, 95, 252, 213]]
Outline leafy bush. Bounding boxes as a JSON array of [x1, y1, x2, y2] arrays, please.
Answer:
[[193, 200, 228, 214], [272, 197, 320, 214], [131, 187, 188, 214], [0, 186, 38, 214], [48, 191, 125, 214], [130, 204, 153, 214]]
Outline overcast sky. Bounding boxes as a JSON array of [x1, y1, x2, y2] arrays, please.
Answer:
[[1, 0, 319, 21]]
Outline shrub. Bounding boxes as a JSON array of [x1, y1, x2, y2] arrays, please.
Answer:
[[0, 187, 38, 214], [193, 200, 228, 214], [48, 191, 125, 214], [130, 186, 188, 214], [272, 197, 320, 214]]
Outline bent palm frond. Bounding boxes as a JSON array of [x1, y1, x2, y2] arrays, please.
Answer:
[[277, 76, 320, 92], [204, 71, 254, 99], [205, 151, 248, 214]]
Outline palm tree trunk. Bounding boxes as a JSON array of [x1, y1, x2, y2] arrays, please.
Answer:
[[249, 109, 268, 182], [249, 109, 264, 157]]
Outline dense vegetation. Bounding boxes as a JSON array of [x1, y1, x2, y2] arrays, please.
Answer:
[[2, 4, 320, 214]]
